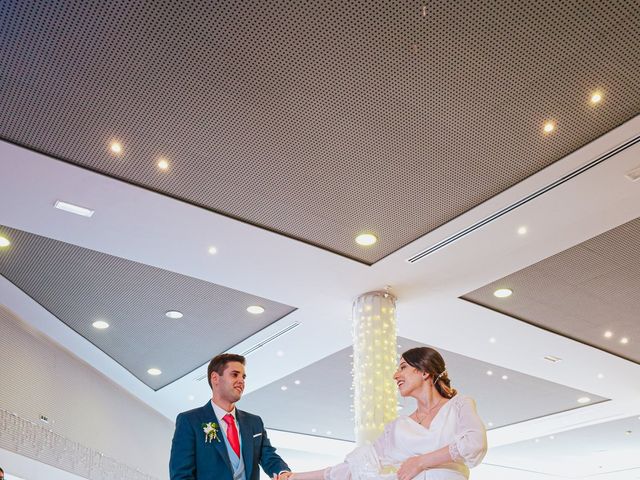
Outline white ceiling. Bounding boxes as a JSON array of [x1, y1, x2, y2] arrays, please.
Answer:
[[2, 111, 640, 476]]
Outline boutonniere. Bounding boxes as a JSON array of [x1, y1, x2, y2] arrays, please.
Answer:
[[202, 422, 221, 443]]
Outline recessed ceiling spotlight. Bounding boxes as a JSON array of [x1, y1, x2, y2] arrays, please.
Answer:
[[247, 305, 265, 314], [276, 350, 285, 357], [544, 355, 562, 363], [311, 428, 317, 433], [294, 380, 301, 385], [620, 337, 629, 344], [188, 395, 195, 401], [486, 370, 493, 376], [487, 422, 493, 427], [543, 121, 556, 134], [355, 233, 377, 246], [549, 435, 555, 440], [604, 330, 613, 338], [109, 141, 123, 155], [493, 288, 513, 298], [326, 430, 332, 435], [597, 373, 604, 379], [590, 91, 603, 105], [157, 158, 169, 170], [92, 320, 109, 329], [280, 385, 288, 391], [489, 337, 496, 344], [501, 375, 508, 380], [577, 396, 591, 404], [208, 246, 218, 255], [517, 226, 528, 235], [54, 200, 95, 218], [0, 236, 10, 248], [165, 310, 183, 319], [147, 368, 162, 376], [534, 438, 540, 443]]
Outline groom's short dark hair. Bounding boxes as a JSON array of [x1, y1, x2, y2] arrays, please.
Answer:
[[207, 353, 246, 388]]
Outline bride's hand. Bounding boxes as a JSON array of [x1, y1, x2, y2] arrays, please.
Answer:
[[397, 455, 426, 480]]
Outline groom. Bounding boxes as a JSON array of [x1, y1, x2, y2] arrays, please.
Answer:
[[170, 353, 291, 480]]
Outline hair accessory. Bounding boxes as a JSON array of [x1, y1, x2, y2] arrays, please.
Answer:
[[434, 370, 447, 383]]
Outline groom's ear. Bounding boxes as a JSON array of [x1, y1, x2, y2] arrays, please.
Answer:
[[210, 371, 219, 388]]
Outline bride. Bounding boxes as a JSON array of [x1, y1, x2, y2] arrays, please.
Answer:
[[289, 347, 487, 480]]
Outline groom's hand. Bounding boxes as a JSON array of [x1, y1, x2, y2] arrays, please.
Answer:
[[275, 472, 293, 480]]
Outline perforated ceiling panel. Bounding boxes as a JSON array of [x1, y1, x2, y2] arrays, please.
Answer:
[[1, 1, 640, 263], [0, 225, 296, 390], [463, 217, 640, 364], [240, 337, 606, 441]]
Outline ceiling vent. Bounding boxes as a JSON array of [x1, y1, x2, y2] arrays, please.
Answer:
[[195, 322, 300, 381], [407, 134, 640, 264]]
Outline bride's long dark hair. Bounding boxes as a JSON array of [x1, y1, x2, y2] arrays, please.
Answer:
[[402, 347, 457, 399]]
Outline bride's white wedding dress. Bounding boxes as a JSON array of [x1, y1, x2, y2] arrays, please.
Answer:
[[324, 395, 487, 480]]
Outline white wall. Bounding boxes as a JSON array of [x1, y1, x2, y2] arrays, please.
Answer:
[[0, 305, 174, 479]]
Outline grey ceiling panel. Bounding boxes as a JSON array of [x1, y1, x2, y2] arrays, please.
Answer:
[[1, 1, 640, 263], [239, 337, 606, 441], [486, 415, 640, 476], [0, 225, 296, 390], [462, 217, 640, 364]]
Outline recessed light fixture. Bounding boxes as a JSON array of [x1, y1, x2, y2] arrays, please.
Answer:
[[625, 165, 640, 182], [486, 370, 493, 376], [147, 368, 162, 376], [188, 395, 195, 401], [326, 430, 332, 435], [620, 337, 629, 344], [544, 355, 562, 363], [280, 385, 288, 391], [493, 288, 513, 298], [92, 320, 109, 329], [489, 337, 496, 344], [157, 158, 169, 170], [549, 435, 555, 440], [577, 396, 590, 404], [247, 305, 265, 314], [165, 310, 183, 319], [597, 373, 604, 379], [487, 422, 493, 427], [294, 380, 301, 385], [604, 330, 613, 338], [311, 428, 317, 433], [517, 226, 528, 235], [0, 236, 10, 247], [534, 438, 540, 443], [355, 233, 377, 246], [54, 200, 95, 218], [543, 121, 556, 134], [276, 350, 284, 357], [501, 375, 508, 380], [109, 141, 123, 155], [208, 246, 218, 255], [590, 91, 603, 105]]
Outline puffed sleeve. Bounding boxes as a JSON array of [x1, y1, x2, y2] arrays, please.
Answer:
[[323, 422, 394, 480], [448, 396, 487, 468]]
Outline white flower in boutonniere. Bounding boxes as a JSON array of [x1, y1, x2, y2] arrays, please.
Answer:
[[202, 422, 221, 443]]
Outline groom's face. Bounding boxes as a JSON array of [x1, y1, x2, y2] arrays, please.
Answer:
[[213, 361, 246, 403]]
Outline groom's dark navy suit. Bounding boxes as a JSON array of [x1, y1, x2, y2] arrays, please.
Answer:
[[170, 401, 289, 480]]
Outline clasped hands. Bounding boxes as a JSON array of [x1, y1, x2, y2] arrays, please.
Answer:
[[272, 472, 293, 480]]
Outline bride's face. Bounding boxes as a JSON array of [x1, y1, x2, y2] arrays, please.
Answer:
[[393, 357, 426, 397]]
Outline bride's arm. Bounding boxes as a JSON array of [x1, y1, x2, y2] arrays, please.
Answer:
[[288, 468, 330, 480]]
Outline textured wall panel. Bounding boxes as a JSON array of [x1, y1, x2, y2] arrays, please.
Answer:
[[240, 337, 606, 441], [1, 1, 639, 263], [0, 306, 173, 479], [0, 225, 296, 389], [462, 217, 640, 364]]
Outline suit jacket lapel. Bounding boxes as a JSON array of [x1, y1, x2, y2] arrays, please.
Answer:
[[237, 410, 255, 480], [200, 402, 233, 475]]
